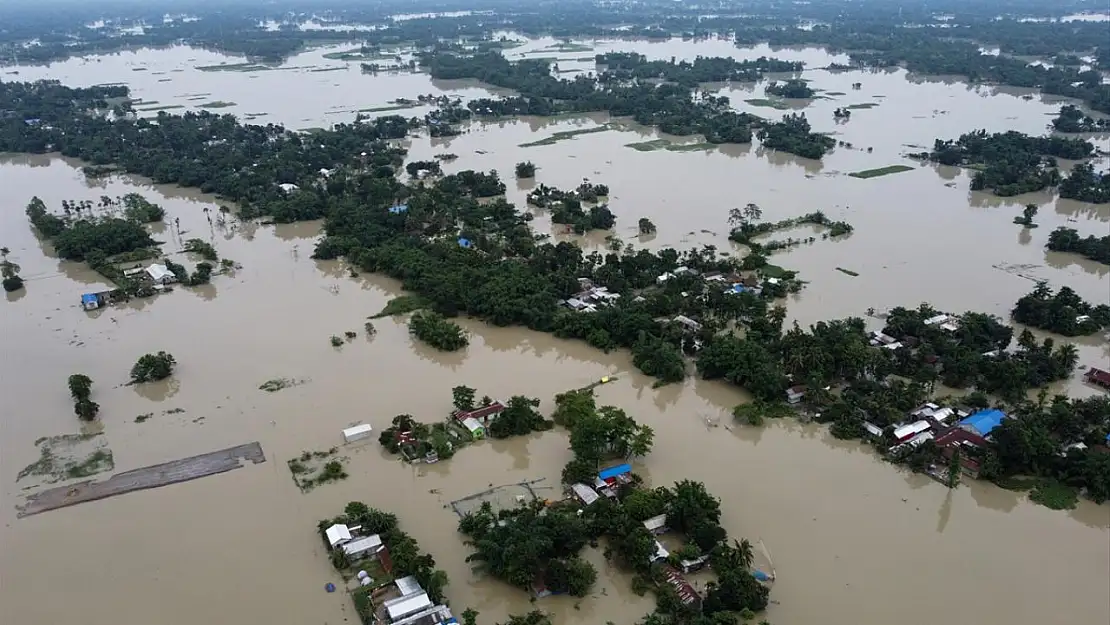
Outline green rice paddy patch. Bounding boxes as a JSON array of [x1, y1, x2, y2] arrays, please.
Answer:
[[198, 101, 237, 109], [519, 124, 612, 147], [848, 165, 915, 179], [846, 102, 880, 109], [744, 98, 792, 110]]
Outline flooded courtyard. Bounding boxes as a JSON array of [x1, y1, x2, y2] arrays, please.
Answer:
[[0, 34, 1108, 625]]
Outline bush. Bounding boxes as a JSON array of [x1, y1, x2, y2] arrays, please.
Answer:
[[130, 351, 176, 383], [515, 161, 536, 178], [2, 275, 24, 292], [409, 311, 469, 351]]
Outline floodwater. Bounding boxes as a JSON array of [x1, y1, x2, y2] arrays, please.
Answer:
[[1, 35, 1109, 625]]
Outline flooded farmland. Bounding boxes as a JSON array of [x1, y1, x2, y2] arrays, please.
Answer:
[[1, 34, 1108, 625]]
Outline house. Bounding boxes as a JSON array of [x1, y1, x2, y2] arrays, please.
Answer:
[[390, 604, 455, 625], [934, 428, 988, 478], [342, 534, 384, 559], [343, 423, 374, 443], [395, 575, 424, 597], [924, 314, 950, 326], [863, 421, 884, 438], [460, 417, 486, 440], [661, 566, 701, 606], [642, 513, 668, 535], [703, 271, 724, 282], [145, 263, 177, 285], [385, 592, 433, 622], [388, 204, 409, 214], [958, 409, 1006, 438], [325, 524, 353, 548], [785, 385, 806, 405], [1084, 367, 1110, 390], [278, 182, 299, 192], [453, 401, 506, 425], [81, 293, 101, 310], [570, 482, 600, 506], [680, 555, 709, 574], [893, 420, 931, 443], [673, 266, 698, 277], [672, 315, 702, 332], [727, 284, 748, 295], [656, 272, 674, 285]]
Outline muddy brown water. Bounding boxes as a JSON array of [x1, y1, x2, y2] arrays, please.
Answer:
[[1, 36, 1108, 625]]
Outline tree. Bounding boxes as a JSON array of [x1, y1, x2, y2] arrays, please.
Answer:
[[1016, 203, 1038, 226], [1, 246, 23, 292], [638, 217, 657, 235], [666, 480, 722, 535], [130, 351, 176, 383], [452, 385, 476, 412], [74, 398, 100, 421], [488, 395, 552, 438], [947, 448, 962, 488], [515, 161, 536, 178], [461, 608, 479, 625], [68, 374, 93, 401]]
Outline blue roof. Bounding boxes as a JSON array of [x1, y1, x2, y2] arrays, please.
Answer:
[[1105, 432, 1110, 443], [598, 463, 631, 480], [81, 294, 98, 304], [388, 204, 408, 214], [457, 237, 472, 248], [959, 409, 1005, 437], [730, 284, 747, 293]]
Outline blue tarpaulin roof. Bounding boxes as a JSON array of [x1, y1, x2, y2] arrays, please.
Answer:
[[81, 294, 98, 305], [959, 409, 1005, 437], [458, 237, 472, 248], [598, 463, 631, 481], [388, 204, 408, 214], [730, 284, 747, 293]]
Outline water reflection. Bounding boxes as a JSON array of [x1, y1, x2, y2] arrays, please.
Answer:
[[132, 376, 181, 402]]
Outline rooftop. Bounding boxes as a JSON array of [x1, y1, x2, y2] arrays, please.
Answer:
[[598, 463, 631, 481], [571, 482, 600, 506], [959, 409, 1006, 437], [385, 592, 432, 621], [325, 523, 352, 547], [395, 575, 424, 597]]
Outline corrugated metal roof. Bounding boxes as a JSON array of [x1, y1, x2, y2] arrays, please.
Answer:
[[959, 409, 1006, 437], [394, 575, 423, 597], [571, 483, 600, 505], [386, 592, 432, 621]]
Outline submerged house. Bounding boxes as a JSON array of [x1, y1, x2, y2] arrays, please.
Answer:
[[342, 534, 384, 560], [325, 523, 353, 548], [570, 482, 600, 506], [145, 263, 177, 285], [453, 402, 506, 426], [1084, 367, 1110, 390], [81, 293, 101, 310], [958, 409, 1006, 438]]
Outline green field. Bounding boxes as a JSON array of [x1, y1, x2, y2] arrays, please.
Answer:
[[519, 125, 612, 147], [848, 165, 915, 179], [744, 98, 792, 110], [847, 102, 880, 109]]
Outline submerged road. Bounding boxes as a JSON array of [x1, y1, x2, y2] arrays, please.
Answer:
[[17, 442, 266, 518]]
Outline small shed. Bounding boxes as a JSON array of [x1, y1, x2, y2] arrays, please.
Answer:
[[642, 513, 668, 535], [394, 575, 424, 597], [81, 293, 100, 310], [343, 423, 374, 443], [570, 483, 600, 506], [461, 417, 486, 440], [325, 524, 352, 548]]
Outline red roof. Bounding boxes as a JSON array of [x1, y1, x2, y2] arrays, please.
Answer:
[[1085, 368, 1110, 386], [454, 402, 506, 421], [934, 427, 987, 449]]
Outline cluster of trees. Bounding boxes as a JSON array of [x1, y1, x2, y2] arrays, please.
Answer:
[[922, 130, 1094, 196], [728, 207, 852, 250], [409, 311, 469, 351], [487, 395, 555, 439], [1058, 163, 1110, 204], [425, 49, 804, 155], [526, 182, 615, 233], [321, 502, 448, 602], [459, 500, 597, 596], [556, 390, 655, 484], [67, 373, 99, 421], [130, 351, 176, 383], [1051, 105, 1110, 133], [755, 114, 836, 160], [0, 246, 22, 292], [1011, 284, 1110, 337], [514, 161, 536, 179], [764, 79, 814, 99], [1046, 227, 1109, 265]]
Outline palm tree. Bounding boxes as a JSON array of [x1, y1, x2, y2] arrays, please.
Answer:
[[1055, 343, 1079, 372]]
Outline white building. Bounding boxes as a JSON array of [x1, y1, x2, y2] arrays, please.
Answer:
[[385, 592, 432, 622], [325, 524, 352, 548], [342, 534, 383, 559], [570, 482, 600, 506], [145, 263, 177, 285], [642, 513, 668, 535], [343, 423, 374, 443]]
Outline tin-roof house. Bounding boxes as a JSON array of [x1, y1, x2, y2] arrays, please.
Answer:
[[958, 409, 1006, 438], [145, 263, 177, 285], [325, 524, 353, 548], [453, 401, 506, 425]]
